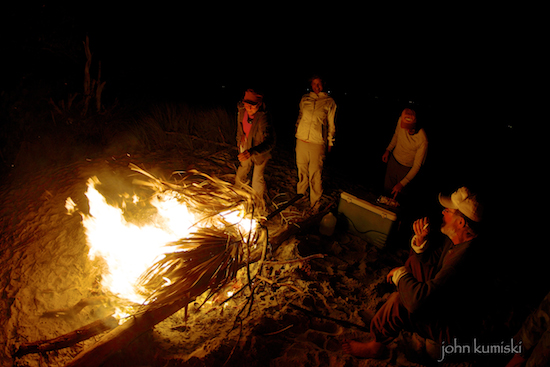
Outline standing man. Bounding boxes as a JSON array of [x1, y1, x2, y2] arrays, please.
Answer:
[[382, 108, 428, 199], [295, 76, 337, 212], [235, 88, 275, 205]]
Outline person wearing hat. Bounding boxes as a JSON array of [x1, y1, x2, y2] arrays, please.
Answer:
[[382, 108, 428, 199], [235, 88, 275, 204], [343, 187, 487, 361], [295, 76, 337, 212]]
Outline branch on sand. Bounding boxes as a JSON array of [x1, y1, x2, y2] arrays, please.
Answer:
[[14, 315, 118, 358]]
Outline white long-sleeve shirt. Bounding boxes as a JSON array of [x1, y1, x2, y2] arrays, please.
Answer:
[[386, 117, 428, 186], [295, 92, 337, 147]]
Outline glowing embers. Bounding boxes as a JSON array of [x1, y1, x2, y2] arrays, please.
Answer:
[[69, 169, 259, 312]]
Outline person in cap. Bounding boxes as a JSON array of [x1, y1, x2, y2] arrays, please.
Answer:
[[343, 187, 486, 361], [382, 108, 428, 199], [295, 75, 337, 213], [235, 88, 275, 205]]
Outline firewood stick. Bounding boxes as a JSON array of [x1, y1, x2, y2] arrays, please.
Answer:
[[265, 193, 303, 220], [264, 253, 325, 265], [262, 324, 294, 336], [14, 314, 118, 358], [64, 298, 190, 367], [289, 304, 370, 332], [256, 275, 274, 284], [66, 257, 262, 366]]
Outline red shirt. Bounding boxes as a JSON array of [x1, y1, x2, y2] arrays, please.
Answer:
[[243, 112, 253, 138]]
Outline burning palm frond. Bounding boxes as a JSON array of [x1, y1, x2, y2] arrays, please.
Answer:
[[129, 163, 265, 218], [129, 164, 268, 313]]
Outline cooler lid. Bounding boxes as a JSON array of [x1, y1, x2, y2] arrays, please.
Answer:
[[340, 192, 397, 221]]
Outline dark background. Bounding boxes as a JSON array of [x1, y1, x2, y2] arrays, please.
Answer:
[[1, 4, 526, 175], [1, 4, 542, 307]]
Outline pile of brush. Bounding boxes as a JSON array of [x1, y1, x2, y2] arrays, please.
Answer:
[[129, 163, 269, 313], [64, 164, 271, 367]]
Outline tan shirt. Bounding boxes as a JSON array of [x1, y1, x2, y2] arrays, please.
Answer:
[[386, 117, 428, 186]]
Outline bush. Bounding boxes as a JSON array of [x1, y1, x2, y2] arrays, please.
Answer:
[[125, 102, 235, 150]]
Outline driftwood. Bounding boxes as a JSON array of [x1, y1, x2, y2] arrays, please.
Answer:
[[14, 297, 111, 358], [15, 314, 118, 358], [64, 299, 190, 367]]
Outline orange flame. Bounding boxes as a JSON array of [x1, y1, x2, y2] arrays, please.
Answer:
[[69, 176, 257, 310]]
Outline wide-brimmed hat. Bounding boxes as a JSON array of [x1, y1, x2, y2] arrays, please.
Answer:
[[439, 187, 483, 222]]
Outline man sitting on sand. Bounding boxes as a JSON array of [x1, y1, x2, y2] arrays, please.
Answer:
[[342, 187, 485, 361]]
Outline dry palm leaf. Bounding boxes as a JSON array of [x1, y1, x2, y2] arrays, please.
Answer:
[[128, 164, 268, 314]]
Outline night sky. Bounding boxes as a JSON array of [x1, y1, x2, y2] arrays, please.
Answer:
[[3, 4, 521, 104]]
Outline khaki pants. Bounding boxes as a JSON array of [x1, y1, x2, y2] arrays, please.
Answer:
[[236, 157, 269, 199], [296, 139, 325, 206]]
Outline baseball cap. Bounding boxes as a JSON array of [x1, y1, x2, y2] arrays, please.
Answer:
[[243, 89, 263, 106], [439, 187, 483, 222]]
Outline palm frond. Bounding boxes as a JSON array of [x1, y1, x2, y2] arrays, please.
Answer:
[[129, 165, 267, 313]]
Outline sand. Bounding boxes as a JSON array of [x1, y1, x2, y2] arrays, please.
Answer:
[[0, 144, 484, 367]]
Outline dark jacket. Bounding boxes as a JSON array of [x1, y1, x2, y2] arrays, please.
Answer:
[[398, 237, 475, 314], [397, 235, 487, 340], [236, 103, 275, 165]]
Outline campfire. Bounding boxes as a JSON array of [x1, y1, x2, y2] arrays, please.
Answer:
[[18, 163, 272, 366], [68, 164, 262, 314]]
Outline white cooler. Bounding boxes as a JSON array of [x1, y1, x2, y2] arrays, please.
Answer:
[[337, 192, 398, 248]]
